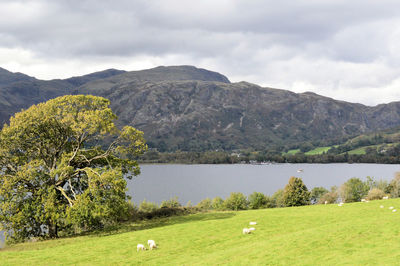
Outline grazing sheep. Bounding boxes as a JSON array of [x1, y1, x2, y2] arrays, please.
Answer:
[[249, 222, 257, 225], [324, 201, 328, 205], [149, 242, 157, 250], [338, 202, 344, 206], [361, 199, 366, 202], [389, 206, 394, 210], [147, 240, 155, 246], [243, 228, 251, 234], [380, 205, 384, 208], [393, 209, 397, 213], [137, 244, 146, 252], [383, 196, 389, 200], [249, 227, 256, 231]]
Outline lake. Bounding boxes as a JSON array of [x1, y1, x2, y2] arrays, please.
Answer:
[[127, 163, 400, 205]]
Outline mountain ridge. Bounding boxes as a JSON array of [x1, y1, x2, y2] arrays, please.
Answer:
[[1, 65, 400, 151]]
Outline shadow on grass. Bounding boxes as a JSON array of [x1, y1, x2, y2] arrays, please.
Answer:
[[92, 211, 236, 238]]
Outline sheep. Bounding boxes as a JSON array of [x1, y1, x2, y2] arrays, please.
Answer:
[[393, 209, 397, 213], [149, 242, 157, 250], [383, 196, 389, 200], [137, 244, 146, 252], [249, 222, 257, 225], [389, 206, 394, 210], [324, 201, 328, 205], [361, 199, 366, 202], [249, 227, 256, 231], [147, 240, 155, 246], [380, 205, 384, 208], [243, 228, 251, 234], [338, 202, 344, 206]]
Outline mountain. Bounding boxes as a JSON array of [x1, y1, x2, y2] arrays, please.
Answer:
[[1, 65, 400, 151]]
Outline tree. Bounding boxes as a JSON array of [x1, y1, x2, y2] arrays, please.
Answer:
[[340, 177, 369, 203], [310, 187, 329, 204], [283, 177, 310, 206], [223, 192, 248, 210], [0, 95, 147, 242], [248, 192, 267, 209]]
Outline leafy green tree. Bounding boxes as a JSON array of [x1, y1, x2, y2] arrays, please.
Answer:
[[340, 177, 369, 203], [138, 200, 159, 213], [248, 192, 267, 209], [310, 187, 329, 204], [197, 198, 212, 210], [160, 196, 181, 208], [271, 189, 285, 207], [211, 196, 224, 210], [283, 177, 311, 206], [0, 95, 147, 242], [224, 192, 248, 210]]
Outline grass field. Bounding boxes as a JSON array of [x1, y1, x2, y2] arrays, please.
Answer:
[[304, 146, 332, 155], [2, 199, 400, 265]]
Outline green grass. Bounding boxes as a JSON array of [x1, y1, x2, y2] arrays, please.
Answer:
[[2, 199, 400, 265], [285, 149, 300, 155], [304, 146, 331, 155]]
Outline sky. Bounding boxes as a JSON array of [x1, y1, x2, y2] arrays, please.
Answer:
[[1, 0, 400, 106]]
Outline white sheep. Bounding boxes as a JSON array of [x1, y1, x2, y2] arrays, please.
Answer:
[[361, 199, 366, 202], [393, 209, 397, 213], [383, 196, 389, 200], [324, 201, 328, 205], [249, 227, 256, 231], [389, 206, 394, 210], [249, 222, 257, 225], [338, 202, 344, 206], [380, 205, 384, 208], [148, 240, 155, 246], [137, 244, 146, 252], [243, 228, 251, 234], [149, 242, 157, 250]]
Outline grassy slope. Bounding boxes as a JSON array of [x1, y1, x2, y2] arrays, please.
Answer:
[[2, 199, 400, 265]]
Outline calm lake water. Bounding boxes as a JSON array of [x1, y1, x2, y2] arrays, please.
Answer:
[[2, 163, 399, 246], [127, 163, 400, 205]]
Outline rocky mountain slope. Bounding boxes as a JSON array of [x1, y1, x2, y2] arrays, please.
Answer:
[[1, 65, 400, 151]]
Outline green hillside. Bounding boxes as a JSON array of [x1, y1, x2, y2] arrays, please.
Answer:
[[2, 199, 400, 265]]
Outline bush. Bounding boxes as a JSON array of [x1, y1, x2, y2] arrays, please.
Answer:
[[318, 191, 338, 204], [211, 197, 225, 210], [248, 192, 268, 209], [388, 172, 400, 198], [160, 196, 181, 208], [139, 199, 159, 213], [340, 177, 369, 202], [224, 192, 248, 210], [310, 187, 329, 204], [366, 188, 385, 200], [271, 189, 285, 208], [283, 177, 311, 207], [197, 198, 212, 210]]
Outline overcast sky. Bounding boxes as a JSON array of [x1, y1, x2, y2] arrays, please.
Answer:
[[1, 0, 400, 105]]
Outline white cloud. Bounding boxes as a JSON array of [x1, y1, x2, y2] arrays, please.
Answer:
[[1, 0, 400, 105]]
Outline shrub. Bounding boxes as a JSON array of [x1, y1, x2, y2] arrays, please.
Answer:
[[197, 198, 212, 210], [160, 196, 181, 208], [248, 192, 268, 209], [139, 199, 159, 213], [271, 189, 285, 208], [224, 192, 248, 210], [340, 177, 369, 202], [211, 197, 225, 210], [388, 172, 400, 198], [310, 187, 329, 204], [283, 177, 311, 206], [366, 188, 385, 200], [318, 191, 338, 204]]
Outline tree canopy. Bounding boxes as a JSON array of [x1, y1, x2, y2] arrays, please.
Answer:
[[0, 95, 147, 242], [283, 177, 310, 207]]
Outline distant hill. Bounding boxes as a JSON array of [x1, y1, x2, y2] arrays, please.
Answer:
[[1, 65, 400, 151]]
